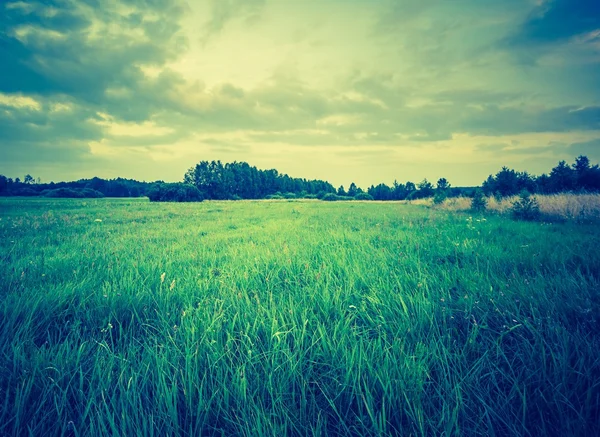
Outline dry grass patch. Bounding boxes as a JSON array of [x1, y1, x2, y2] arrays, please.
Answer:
[[436, 193, 600, 221]]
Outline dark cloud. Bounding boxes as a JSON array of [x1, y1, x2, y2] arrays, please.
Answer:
[[0, 0, 191, 165], [0, 100, 101, 144], [507, 0, 600, 47], [459, 105, 600, 136], [0, 0, 188, 107]]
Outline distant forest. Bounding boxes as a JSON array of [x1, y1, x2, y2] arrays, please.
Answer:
[[1, 155, 599, 202]]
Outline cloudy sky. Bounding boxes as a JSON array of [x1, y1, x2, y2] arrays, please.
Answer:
[[1, 0, 599, 188]]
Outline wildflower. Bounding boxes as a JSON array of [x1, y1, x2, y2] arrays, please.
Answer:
[[160, 272, 166, 283]]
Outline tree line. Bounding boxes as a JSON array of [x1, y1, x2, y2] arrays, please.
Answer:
[[183, 161, 335, 200], [1, 155, 599, 202], [482, 156, 600, 198], [0, 176, 155, 198]]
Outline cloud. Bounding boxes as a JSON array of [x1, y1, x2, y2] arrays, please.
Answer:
[[507, 0, 600, 47], [0, 0, 193, 166], [1, 0, 189, 105], [200, 0, 265, 45], [569, 138, 600, 160], [1, 0, 598, 185]]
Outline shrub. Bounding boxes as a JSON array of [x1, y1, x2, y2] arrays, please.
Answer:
[[147, 183, 203, 202], [80, 189, 104, 198], [283, 192, 297, 199], [433, 191, 447, 205], [321, 193, 339, 201], [471, 190, 487, 212], [354, 192, 374, 201], [511, 190, 540, 221], [265, 194, 284, 200]]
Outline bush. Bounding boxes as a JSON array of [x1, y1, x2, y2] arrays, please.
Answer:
[[321, 193, 354, 201], [147, 183, 203, 202], [265, 194, 284, 200], [283, 192, 297, 199], [433, 191, 447, 205], [321, 193, 339, 201], [354, 192, 374, 201], [80, 189, 104, 198], [471, 190, 487, 212], [511, 190, 540, 221]]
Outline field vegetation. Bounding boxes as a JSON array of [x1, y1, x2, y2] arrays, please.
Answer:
[[429, 193, 600, 222], [1, 198, 599, 436]]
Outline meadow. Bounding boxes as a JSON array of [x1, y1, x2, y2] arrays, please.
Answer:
[[1, 197, 599, 436]]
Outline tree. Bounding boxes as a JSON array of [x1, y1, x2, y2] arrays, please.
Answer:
[[493, 167, 520, 197], [471, 189, 487, 212], [368, 183, 392, 200], [0, 175, 8, 193], [511, 190, 540, 221], [572, 155, 600, 191], [23, 174, 34, 184], [436, 178, 451, 191], [347, 182, 358, 197], [337, 185, 346, 196], [417, 179, 435, 198], [549, 160, 576, 192]]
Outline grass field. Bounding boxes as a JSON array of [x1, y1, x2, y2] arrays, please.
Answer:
[[1, 198, 599, 436]]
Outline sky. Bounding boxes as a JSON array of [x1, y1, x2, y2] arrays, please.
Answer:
[[1, 0, 599, 188]]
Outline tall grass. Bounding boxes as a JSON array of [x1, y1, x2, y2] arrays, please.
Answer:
[[1, 198, 599, 436], [432, 193, 600, 222]]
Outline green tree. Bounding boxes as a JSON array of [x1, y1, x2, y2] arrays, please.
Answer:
[[511, 190, 540, 221], [347, 182, 358, 197], [436, 178, 450, 191], [549, 160, 575, 193], [470, 189, 487, 213], [417, 179, 435, 198]]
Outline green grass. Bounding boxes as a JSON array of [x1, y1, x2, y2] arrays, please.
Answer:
[[1, 197, 599, 436]]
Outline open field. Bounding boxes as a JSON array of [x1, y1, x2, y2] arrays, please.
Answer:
[[1, 198, 599, 436]]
